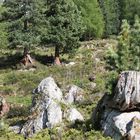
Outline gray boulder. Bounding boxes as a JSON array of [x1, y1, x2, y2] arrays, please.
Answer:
[[113, 71, 140, 111], [93, 71, 140, 140], [64, 85, 84, 104], [33, 77, 63, 101], [101, 110, 140, 140], [20, 77, 62, 137], [64, 108, 84, 122]]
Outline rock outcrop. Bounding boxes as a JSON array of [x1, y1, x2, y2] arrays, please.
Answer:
[[20, 77, 63, 137], [113, 71, 140, 111], [64, 85, 84, 104], [93, 71, 140, 140], [11, 77, 84, 137]]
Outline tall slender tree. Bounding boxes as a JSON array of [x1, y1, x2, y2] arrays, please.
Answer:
[[42, 0, 84, 65], [98, 0, 120, 36], [130, 15, 140, 70], [117, 20, 130, 71], [0, 4, 8, 48]]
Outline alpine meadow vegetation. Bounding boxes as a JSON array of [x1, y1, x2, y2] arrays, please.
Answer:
[[0, 0, 140, 139]]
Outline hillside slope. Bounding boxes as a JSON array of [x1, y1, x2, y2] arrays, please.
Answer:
[[0, 39, 117, 140]]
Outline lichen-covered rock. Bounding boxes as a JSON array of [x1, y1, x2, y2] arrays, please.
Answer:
[[64, 85, 84, 104], [33, 77, 63, 101], [20, 77, 62, 137], [113, 71, 140, 111], [93, 71, 140, 140], [93, 94, 140, 140], [101, 110, 140, 140], [64, 108, 84, 122], [9, 125, 21, 134]]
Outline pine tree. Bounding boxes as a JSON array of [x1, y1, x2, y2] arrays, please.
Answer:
[[2, 0, 45, 65], [42, 0, 84, 65], [0, 5, 8, 48], [2, 0, 44, 49], [98, 0, 120, 36], [74, 0, 104, 40], [130, 15, 140, 70], [117, 20, 130, 71]]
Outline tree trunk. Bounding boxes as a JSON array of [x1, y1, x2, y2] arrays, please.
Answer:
[[24, 19, 28, 31], [21, 47, 33, 66], [23, 47, 29, 56], [54, 46, 61, 65]]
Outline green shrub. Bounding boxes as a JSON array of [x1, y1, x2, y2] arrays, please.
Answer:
[[7, 106, 30, 118], [105, 71, 118, 94]]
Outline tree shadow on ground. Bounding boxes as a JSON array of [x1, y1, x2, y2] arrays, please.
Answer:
[[33, 53, 55, 66], [0, 52, 22, 70]]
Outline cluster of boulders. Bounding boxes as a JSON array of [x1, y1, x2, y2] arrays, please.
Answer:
[[93, 71, 140, 140], [10, 77, 84, 137]]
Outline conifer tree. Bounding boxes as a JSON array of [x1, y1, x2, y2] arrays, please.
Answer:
[[74, 0, 104, 40], [117, 20, 130, 71], [42, 0, 84, 65], [130, 16, 140, 70], [2, 0, 45, 65], [120, 0, 140, 24], [2, 0, 44, 49], [98, 0, 120, 36], [0, 5, 8, 48]]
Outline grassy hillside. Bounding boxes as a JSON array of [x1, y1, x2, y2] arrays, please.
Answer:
[[0, 39, 118, 140]]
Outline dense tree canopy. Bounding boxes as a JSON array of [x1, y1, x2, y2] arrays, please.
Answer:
[[120, 0, 140, 24], [42, 0, 84, 64], [2, 0, 44, 48], [74, 0, 104, 40], [0, 5, 8, 48], [130, 16, 140, 70]]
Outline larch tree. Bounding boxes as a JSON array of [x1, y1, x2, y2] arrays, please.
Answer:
[[74, 0, 104, 40], [42, 0, 84, 65], [117, 20, 131, 72]]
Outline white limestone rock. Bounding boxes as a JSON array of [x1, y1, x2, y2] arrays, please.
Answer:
[[64, 85, 84, 104], [33, 77, 63, 101], [64, 108, 84, 122]]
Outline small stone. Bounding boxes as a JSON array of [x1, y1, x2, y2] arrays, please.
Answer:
[[64, 108, 84, 122]]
